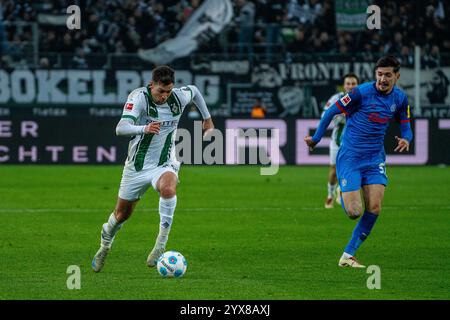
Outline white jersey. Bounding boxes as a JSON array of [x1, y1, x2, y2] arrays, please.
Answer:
[[120, 85, 196, 172], [323, 92, 346, 146]]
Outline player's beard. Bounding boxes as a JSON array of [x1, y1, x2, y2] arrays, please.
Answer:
[[377, 81, 391, 94]]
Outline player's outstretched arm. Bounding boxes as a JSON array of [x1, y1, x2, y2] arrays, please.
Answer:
[[304, 103, 342, 150], [116, 119, 145, 137], [116, 119, 160, 136]]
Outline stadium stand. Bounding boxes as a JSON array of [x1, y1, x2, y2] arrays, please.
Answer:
[[1, 0, 449, 69]]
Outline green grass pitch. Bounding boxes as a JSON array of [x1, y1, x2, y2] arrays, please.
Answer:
[[0, 165, 449, 300]]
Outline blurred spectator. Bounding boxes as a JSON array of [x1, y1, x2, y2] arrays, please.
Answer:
[[426, 69, 449, 103], [7, 34, 24, 62], [0, 0, 449, 67], [361, 44, 375, 62], [287, 27, 308, 53], [72, 47, 88, 68], [422, 45, 441, 68], [61, 33, 75, 53], [235, 0, 255, 60], [258, 0, 286, 61], [39, 57, 50, 69], [182, 0, 200, 23], [399, 45, 414, 67], [287, 0, 322, 25], [41, 29, 60, 53]]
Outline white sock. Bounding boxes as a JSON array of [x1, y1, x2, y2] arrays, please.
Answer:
[[328, 183, 337, 198], [156, 196, 177, 247], [101, 212, 123, 248]]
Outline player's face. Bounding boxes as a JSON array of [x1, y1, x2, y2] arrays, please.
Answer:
[[343, 77, 358, 92], [375, 67, 400, 94], [150, 81, 174, 104]]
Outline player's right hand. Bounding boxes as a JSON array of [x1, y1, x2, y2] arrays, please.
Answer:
[[144, 121, 160, 135], [394, 136, 409, 152], [304, 136, 318, 151]]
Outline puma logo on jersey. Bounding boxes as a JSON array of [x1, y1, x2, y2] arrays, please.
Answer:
[[340, 94, 351, 106]]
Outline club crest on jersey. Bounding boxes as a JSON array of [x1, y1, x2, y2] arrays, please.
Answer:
[[169, 102, 181, 115], [390, 104, 397, 112], [340, 94, 351, 106], [125, 103, 134, 110]]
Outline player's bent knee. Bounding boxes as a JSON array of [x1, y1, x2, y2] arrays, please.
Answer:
[[160, 186, 176, 199], [115, 208, 133, 222], [346, 203, 363, 220], [115, 210, 128, 222], [114, 204, 135, 222], [348, 213, 360, 220], [368, 203, 382, 214], [347, 211, 361, 220]]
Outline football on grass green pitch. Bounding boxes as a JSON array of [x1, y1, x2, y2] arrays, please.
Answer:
[[157, 251, 187, 278]]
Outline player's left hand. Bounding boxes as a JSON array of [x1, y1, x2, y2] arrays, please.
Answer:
[[304, 136, 318, 151], [202, 117, 214, 138], [394, 136, 409, 152]]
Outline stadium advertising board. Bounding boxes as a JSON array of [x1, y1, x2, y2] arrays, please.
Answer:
[[1, 107, 449, 165], [1, 64, 449, 119]]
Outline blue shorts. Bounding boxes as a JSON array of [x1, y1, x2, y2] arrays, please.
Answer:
[[336, 148, 388, 192]]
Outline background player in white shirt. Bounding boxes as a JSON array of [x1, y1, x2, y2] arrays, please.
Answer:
[[92, 66, 214, 272], [323, 74, 359, 209]]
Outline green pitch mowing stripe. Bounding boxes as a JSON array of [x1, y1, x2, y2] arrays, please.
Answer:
[[0, 165, 449, 300]]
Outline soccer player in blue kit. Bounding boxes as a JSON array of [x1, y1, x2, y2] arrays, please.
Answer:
[[304, 56, 413, 268]]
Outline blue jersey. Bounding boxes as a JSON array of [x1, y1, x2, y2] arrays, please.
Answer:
[[335, 81, 411, 154]]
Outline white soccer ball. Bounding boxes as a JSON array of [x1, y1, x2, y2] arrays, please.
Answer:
[[157, 251, 187, 278]]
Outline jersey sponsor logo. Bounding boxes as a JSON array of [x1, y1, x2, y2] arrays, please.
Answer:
[[368, 112, 389, 124], [340, 94, 351, 106], [160, 120, 179, 127], [125, 103, 134, 110]]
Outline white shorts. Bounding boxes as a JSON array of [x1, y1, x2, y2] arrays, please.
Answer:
[[329, 140, 340, 166], [118, 163, 180, 201]]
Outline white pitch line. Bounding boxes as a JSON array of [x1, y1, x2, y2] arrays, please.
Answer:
[[0, 206, 448, 213], [0, 207, 302, 213]]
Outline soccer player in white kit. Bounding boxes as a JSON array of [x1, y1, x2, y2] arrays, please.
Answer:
[[92, 66, 214, 272], [323, 74, 359, 209]]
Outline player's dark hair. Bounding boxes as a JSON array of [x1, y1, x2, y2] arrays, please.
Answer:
[[375, 55, 400, 73], [343, 73, 359, 84], [152, 66, 175, 85]]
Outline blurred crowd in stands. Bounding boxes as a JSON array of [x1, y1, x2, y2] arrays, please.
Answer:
[[0, 0, 449, 68]]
